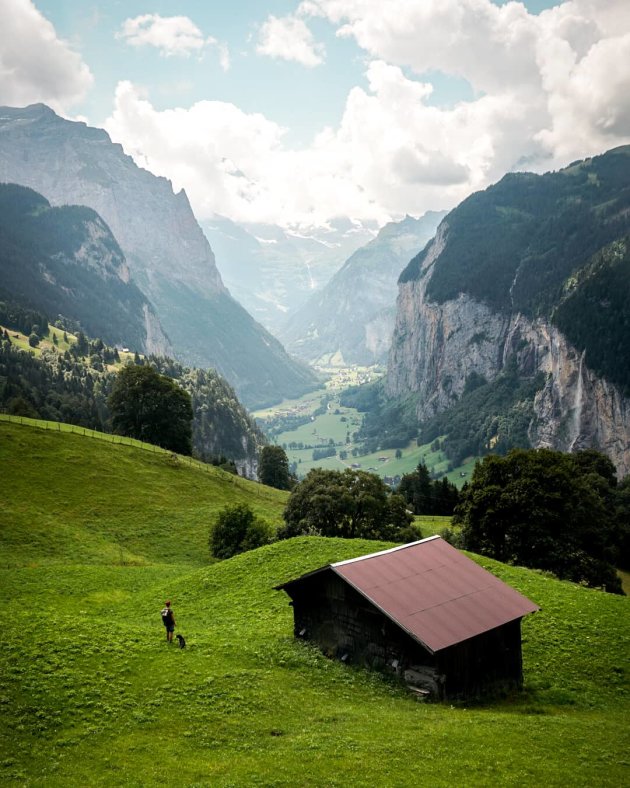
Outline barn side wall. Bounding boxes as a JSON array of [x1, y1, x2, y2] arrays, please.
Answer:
[[436, 619, 524, 698], [285, 571, 439, 689]]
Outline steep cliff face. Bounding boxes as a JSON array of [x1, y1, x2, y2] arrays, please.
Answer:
[[281, 212, 445, 365], [0, 104, 317, 408], [390, 256, 630, 474], [388, 149, 630, 476]]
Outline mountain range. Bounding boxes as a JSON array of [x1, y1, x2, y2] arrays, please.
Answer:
[[279, 212, 446, 365], [2, 102, 629, 476], [203, 215, 375, 335], [0, 104, 317, 409]]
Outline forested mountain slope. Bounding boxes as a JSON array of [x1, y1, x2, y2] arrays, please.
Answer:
[[0, 104, 317, 408], [0, 183, 169, 354], [389, 147, 630, 474], [0, 315, 265, 475]]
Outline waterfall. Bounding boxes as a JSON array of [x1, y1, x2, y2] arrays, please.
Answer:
[[569, 350, 586, 451]]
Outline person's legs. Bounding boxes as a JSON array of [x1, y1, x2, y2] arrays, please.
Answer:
[[167, 625, 174, 643]]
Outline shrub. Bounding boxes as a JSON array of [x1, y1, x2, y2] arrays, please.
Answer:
[[280, 468, 412, 541], [210, 504, 272, 559]]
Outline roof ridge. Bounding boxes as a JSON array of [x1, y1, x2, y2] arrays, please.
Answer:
[[331, 534, 441, 567]]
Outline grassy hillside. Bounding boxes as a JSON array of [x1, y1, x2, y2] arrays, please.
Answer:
[[0, 420, 286, 566], [1, 421, 628, 785]]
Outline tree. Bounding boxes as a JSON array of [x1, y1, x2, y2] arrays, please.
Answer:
[[7, 396, 38, 417], [279, 468, 413, 542], [75, 332, 88, 355], [108, 364, 193, 454], [258, 445, 293, 490], [398, 463, 459, 515], [209, 504, 272, 559], [28, 333, 40, 348], [455, 448, 624, 593]]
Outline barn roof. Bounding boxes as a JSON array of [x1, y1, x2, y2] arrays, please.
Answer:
[[277, 536, 539, 654]]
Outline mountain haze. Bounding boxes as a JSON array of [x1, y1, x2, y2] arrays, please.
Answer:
[[280, 212, 445, 365], [0, 104, 317, 408], [389, 147, 630, 474], [204, 215, 376, 335]]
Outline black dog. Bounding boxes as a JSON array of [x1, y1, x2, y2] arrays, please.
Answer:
[[176, 633, 186, 649]]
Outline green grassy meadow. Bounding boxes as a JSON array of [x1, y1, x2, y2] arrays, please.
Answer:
[[1, 323, 73, 356], [1, 420, 629, 785]]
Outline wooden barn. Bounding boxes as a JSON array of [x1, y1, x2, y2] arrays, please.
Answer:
[[276, 536, 539, 699]]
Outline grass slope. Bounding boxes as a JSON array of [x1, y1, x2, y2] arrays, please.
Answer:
[[0, 420, 286, 566], [1, 422, 628, 785]]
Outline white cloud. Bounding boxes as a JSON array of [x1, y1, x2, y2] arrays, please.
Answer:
[[106, 1, 630, 229], [117, 14, 230, 66], [301, 0, 630, 164], [535, 25, 630, 159], [256, 14, 325, 67], [216, 42, 231, 72], [0, 0, 92, 111], [104, 67, 506, 228]]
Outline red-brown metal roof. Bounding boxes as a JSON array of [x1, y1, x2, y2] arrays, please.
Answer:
[[282, 536, 539, 654]]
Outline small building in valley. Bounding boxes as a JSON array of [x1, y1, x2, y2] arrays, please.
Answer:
[[276, 536, 539, 699]]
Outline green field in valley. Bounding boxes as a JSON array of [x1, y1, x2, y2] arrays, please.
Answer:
[[254, 370, 478, 485], [1, 420, 629, 785]]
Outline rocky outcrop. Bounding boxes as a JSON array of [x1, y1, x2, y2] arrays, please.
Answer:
[[387, 223, 630, 476], [142, 304, 171, 357]]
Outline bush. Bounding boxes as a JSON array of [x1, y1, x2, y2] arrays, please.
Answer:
[[395, 523, 424, 544], [210, 504, 273, 559], [280, 468, 412, 541]]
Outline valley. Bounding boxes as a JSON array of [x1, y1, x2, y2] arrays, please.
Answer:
[[2, 4, 630, 784], [254, 367, 478, 484]]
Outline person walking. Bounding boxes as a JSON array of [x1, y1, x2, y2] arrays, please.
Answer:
[[161, 600, 176, 643]]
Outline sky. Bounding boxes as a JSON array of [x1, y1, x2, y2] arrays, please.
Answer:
[[1, 0, 630, 230]]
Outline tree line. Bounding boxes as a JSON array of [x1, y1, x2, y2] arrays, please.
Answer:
[[213, 446, 627, 596]]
